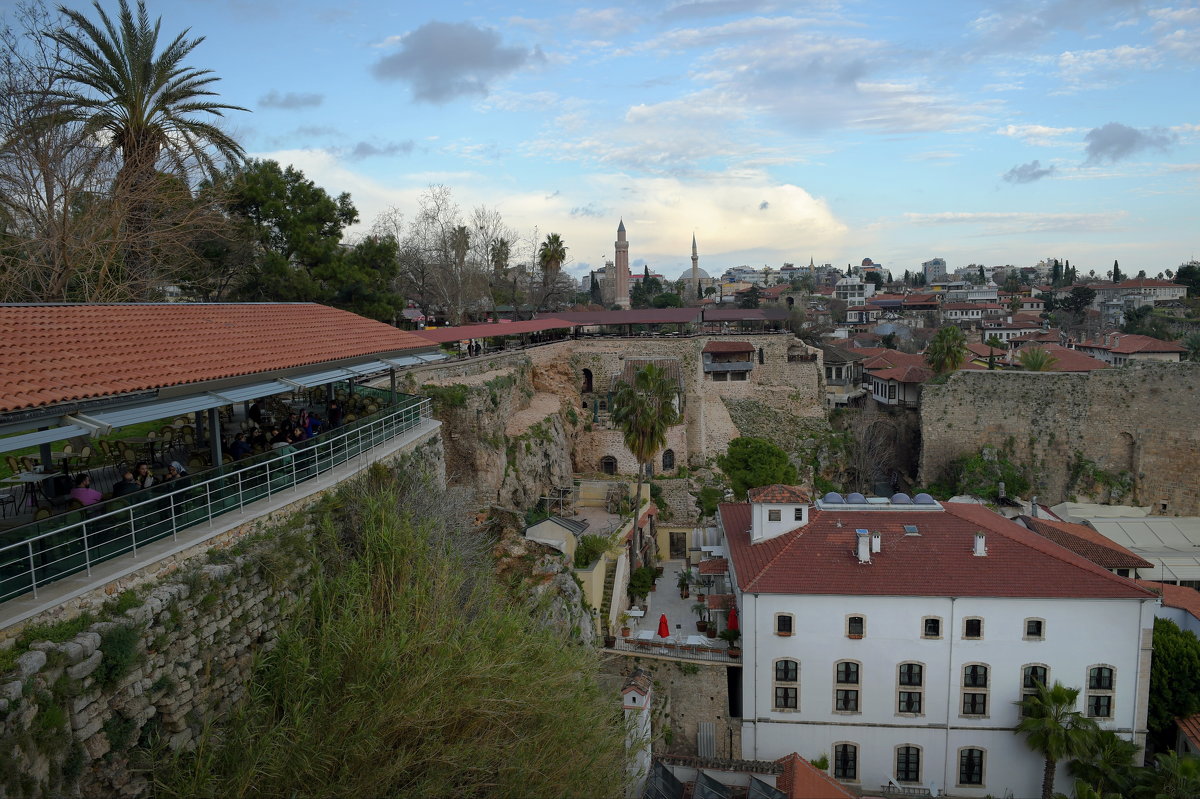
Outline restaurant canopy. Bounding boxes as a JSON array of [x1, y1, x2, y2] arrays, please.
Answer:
[[413, 317, 573, 343], [0, 303, 442, 453]]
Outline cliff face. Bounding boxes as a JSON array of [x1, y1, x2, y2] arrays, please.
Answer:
[[421, 359, 580, 509]]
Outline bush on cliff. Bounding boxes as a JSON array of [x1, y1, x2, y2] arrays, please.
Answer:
[[154, 465, 631, 799]]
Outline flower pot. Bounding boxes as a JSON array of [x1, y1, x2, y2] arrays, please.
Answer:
[[706, 627, 717, 639], [604, 634, 616, 648], [697, 620, 708, 633], [727, 647, 741, 659], [655, 567, 664, 578], [621, 626, 631, 637], [697, 593, 705, 603], [680, 590, 689, 599]]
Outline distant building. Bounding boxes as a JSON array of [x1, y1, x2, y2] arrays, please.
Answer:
[[922, 257, 947, 284]]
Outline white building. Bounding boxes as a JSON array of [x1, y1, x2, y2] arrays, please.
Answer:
[[834, 276, 876, 304], [717, 489, 1156, 797]]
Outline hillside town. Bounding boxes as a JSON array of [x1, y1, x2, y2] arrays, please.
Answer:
[[2, 2, 1200, 799]]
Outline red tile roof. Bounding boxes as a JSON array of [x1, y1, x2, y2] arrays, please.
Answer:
[[775, 753, 856, 799], [1137, 580, 1200, 623], [870, 364, 934, 383], [1022, 344, 1109, 372], [748, 484, 810, 503], [1176, 714, 1200, 751], [965, 341, 1006, 358], [720, 501, 1155, 599], [1117, 278, 1179, 288], [698, 557, 728, 575], [1078, 332, 1186, 354], [413, 317, 572, 343], [707, 593, 734, 610], [1021, 516, 1151, 568], [703, 340, 755, 353], [0, 303, 433, 414]]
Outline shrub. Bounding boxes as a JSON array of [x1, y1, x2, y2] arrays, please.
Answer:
[[94, 625, 143, 690], [628, 566, 656, 600], [573, 535, 611, 569]]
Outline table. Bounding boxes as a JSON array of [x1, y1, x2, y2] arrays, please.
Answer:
[[1, 471, 45, 510], [50, 451, 80, 474]]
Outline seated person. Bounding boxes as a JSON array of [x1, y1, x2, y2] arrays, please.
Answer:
[[161, 463, 180, 483], [248, 401, 264, 426], [229, 432, 252, 460], [112, 471, 140, 497], [69, 473, 102, 506], [304, 413, 322, 438], [134, 462, 155, 489], [269, 426, 288, 445], [288, 426, 308, 443]]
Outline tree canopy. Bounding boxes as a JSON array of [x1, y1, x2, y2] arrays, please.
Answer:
[[925, 325, 968, 374], [718, 437, 798, 500], [1148, 617, 1200, 741]]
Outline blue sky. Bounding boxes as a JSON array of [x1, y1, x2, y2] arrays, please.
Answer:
[[55, 0, 1200, 280]]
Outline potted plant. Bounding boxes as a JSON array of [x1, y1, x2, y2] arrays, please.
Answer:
[[677, 570, 692, 599], [692, 602, 708, 633], [719, 628, 741, 658], [628, 567, 654, 603], [696, 576, 707, 604], [603, 624, 616, 648], [618, 612, 632, 638]]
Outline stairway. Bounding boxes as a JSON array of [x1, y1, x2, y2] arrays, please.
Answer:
[[599, 557, 618, 625], [577, 480, 609, 508]]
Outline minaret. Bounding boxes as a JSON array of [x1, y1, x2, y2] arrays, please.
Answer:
[[614, 219, 630, 309], [691, 234, 700, 301]]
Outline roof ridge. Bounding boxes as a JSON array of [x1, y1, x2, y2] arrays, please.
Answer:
[[742, 513, 824, 592]]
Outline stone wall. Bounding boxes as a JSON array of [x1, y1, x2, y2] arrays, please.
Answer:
[[918, 363, 1200, 514], [0, 437, 444, 799]]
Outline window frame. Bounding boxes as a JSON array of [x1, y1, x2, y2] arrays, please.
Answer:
[[793, 507, 804, 521], [845, 614, 866, 639], [833, 742, 858, 781], [768, 508, 782, 522], [961, 663, 990, 718], [896, 662, 924, 716], [1023, 617, 1046, 640], [957, 747, 985, 787], [1086, 665, 1116, 719], [895, 745, 922, 784], [774, 613, 794, 637], [834, 660, 861, 714], [921, 616, 942, 639], [772, 658, 799, 712], [963, 617, 984, 640]]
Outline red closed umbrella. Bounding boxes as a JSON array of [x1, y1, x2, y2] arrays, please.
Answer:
[[657, 614, 670, 638], [728, 606, 739, 631]]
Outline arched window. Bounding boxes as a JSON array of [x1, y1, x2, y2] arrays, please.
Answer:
[[582, 368, 593, 393], [957, 748, 985, 786], [895, 745, 921, 783], [600, 456, 617, 475], [833, 742, 857, 780], [962, 664, 989, 716], [1087, 665, 1115, 718], [834, 660, 860, 712], [662, 449, 675, 470], [786, 296, 795, 308], [1021, 664, 1049, 716], [773, 659, 799, 710]]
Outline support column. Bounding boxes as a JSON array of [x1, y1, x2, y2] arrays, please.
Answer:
[[208, 407, 222, 467], [389, 368, 397, 404], [38, 432, 52, 473]]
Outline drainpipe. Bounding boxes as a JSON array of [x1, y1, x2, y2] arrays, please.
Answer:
[[943, 596, 956, 794]]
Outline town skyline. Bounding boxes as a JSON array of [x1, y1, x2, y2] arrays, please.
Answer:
[[46, 0, 1198, 278]]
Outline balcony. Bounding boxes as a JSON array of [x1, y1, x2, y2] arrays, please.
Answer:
[[702, 361, 754, 373], [0, 395, 432, 608]]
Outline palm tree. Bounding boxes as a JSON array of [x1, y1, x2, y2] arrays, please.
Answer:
[[1069, 729, 1140, 797], [1182, 332, 1200, 362], [925, 325, 968, 374], [46, 0, 246, 283], [1134, 750, 1200, 798], [538, 233, 567, 277], [1019, 346, 1059, 371], [1016, 681, 1099, 799], [611, 363, 679, 567]]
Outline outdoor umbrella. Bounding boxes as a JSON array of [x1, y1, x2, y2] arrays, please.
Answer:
[[657, 614, 670, 638], [727, 605, 739, 631]]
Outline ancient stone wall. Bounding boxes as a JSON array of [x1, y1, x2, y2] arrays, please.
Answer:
[[918, 363, 1200, 514], [0, 438, 444, 799]]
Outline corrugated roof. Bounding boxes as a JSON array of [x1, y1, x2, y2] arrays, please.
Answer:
[[0, 303, 433, 414], [703, 308, 791, 322], [1021, 516, 1151, 568], [720, 501, 1155, 599]]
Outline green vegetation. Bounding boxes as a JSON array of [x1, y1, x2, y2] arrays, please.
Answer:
[[573, 534, 616, 569], [628, 566, 656, 601], [420, 383, 469, 410], [718, 437, 798, 500], [931, 446, 1030, 500], [1148, 618, 1200, 746], [1068, 452, 1133, 502], [1018, 346, 1059, 372], [925, 325, 968, 374], [93, 624, 143, 690], [1016, 681, 1098, 799], [152, 465, 630, 798], [696, 486, 724, 519]]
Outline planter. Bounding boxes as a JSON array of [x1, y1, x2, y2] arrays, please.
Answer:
[[621, 626, 632, 637], [650, 585, 656, 592], [696, 620, 708, 633], [680, 590, 689, 599], [655, 567, 664, 578], [706, 627, 717, 639], [727, 647, 741, 659], [603, 635, 616, 648], [697, 593, 705, 603]]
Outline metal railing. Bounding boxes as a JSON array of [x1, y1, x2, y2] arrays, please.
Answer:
[[606, 635, 741, 664], [0, 396, 431, 604]]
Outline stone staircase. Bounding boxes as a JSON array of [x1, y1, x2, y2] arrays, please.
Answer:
[[599, 558, 617, 625]]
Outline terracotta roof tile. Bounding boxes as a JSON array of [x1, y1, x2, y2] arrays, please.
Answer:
[[1078, 332, 1186, 354], [748, 484, 810, 504], [702, 340, 755, 353], [1021, 516, 1151, 568], [698, 557, 728, 575], [413, 318, 571, 342], [706, 593, 734, 610], [775, 753, 856, 799], [1021, 345, 1109, 372], [1137, 580, 1200, 623], [1176, 714, 1200, 751], [721, 501, 1155, 599], [0, 304, 433, 414]]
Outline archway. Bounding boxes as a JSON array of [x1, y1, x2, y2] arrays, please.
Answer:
[[582, 368, 593, 394], [662, 449, 675, 471], [600, 456, 617, 475]]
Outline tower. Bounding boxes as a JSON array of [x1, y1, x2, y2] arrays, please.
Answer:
[[691, 234, 699, 301], [614, 219, 630, 309]]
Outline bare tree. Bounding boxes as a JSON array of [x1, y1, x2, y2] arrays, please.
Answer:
[[844, 408, 899, 494]]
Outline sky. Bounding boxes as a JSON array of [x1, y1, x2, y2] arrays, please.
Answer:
[[48, 0, 1200, 281]]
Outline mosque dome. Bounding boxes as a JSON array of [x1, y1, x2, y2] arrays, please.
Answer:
[[676, 267, 712, 282]]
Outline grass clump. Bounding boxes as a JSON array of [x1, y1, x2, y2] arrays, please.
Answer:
[[94, 625, 143, 690], [153, 465, 632, 799]]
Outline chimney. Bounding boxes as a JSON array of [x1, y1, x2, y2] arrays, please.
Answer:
[[871, 531, 882, 554], [1031, 496, 1039, 518], [973, 532, 987, 557], [856, 530, 871, 564]]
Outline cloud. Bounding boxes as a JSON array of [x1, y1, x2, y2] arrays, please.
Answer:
[[570, 203, 605, 217], [661, 0, 782, 21], [996, 124, 1079, 147], [904, 210, 1126, 234], [348, 140, 415, 159], [1055, 45, 1159, 91], [259, 90, 324, 110], [969, 0, 1143, 51], [759, 201, 770, 210], [1002, 160, 1056, 183], [371, 21, 539, 103], [1084, 122, 1176, 163]]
